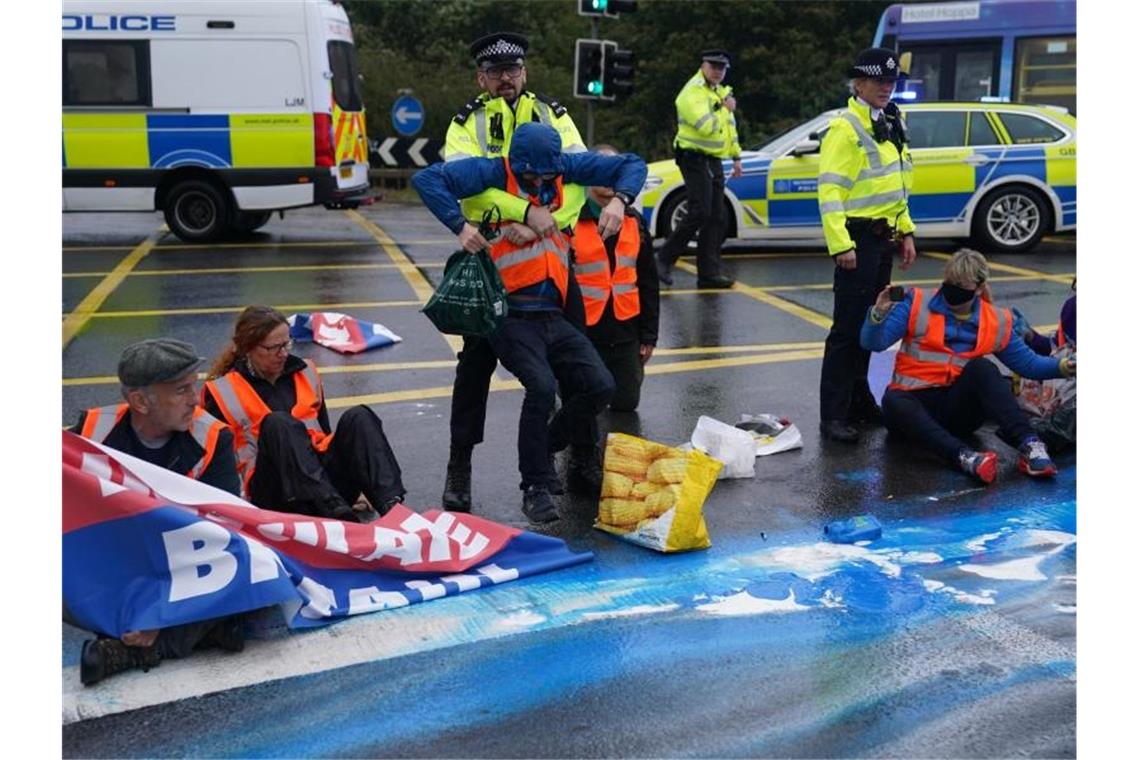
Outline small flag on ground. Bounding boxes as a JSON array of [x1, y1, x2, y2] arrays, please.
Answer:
[[288, 312, 402, 354]]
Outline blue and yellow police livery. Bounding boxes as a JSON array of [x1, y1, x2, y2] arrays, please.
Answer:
[[62, 1, 371, 242], [640, 101, 1076, 253]]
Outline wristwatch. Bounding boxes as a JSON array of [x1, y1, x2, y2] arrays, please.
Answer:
[[614, 191, 634, 207]]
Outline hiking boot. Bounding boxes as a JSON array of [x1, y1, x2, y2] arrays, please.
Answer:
[[959, 448, 999, 485], [656, 253, 674, 286], [521, 485, 559, 524], [205, 616, 246, 653], [567, 445, 603, 495], [80, 637, 162, 686], [1017, 436, 1057, 477], [820, 419, 860, 443], [442, 446, 472, 512]]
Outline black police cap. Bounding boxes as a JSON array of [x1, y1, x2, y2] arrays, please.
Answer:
[[848, 47, 903, 79], [701, 49, 731, 67], [470, 32, 529, 67]]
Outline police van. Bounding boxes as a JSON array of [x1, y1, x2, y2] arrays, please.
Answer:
[[62, 0, 371, 242]]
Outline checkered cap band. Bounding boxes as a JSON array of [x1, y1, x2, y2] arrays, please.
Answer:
[[478, 39, 525, 61], [854, 64, 884, 76]]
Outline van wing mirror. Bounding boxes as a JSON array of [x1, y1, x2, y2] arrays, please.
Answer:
[[790, 138, 821, 157]]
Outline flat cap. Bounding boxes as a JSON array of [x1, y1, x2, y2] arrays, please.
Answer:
[[118, 338, 203, 388], [470, 31, 529, 67], [701, 49, 731, 67]]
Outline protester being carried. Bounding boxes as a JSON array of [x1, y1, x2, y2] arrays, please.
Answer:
[[70, 338, 246, 685], [861, 249, 1074, 484], [202, 305, 405, 522]]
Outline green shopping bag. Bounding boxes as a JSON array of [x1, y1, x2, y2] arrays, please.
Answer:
[[421, 248, 508, 337]]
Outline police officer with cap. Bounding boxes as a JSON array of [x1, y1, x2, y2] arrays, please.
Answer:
[[817, 47, 916, 443], [440, 31, 594, 513], [656, 48, 742, 290]]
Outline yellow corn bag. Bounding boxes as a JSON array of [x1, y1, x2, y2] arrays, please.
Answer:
[[596, 432, 722, 552]]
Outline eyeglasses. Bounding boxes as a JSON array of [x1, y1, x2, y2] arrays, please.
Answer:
[[258, 339, 293, 355], [483, 64, 523, 80]]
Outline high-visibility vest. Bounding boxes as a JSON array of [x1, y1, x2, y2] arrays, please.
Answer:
[[889, 287, 1013, 392], [202, 361, 332, 492], [573, 216, 641, 326], [673, 71, 740, 158], [488, 159, 571, 303], [79, 403, 225, 481], [818, 97, 916, 256]]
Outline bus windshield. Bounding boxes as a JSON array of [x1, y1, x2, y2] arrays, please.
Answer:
[[874, 0, 1075, 114]]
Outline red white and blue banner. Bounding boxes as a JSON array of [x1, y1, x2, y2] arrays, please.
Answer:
[[288, 311, 402, 354], [63, 432, 592, 635]]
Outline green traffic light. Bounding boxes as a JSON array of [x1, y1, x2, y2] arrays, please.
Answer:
[[593, 0, 608, 9], [587, 80, 604, 95]]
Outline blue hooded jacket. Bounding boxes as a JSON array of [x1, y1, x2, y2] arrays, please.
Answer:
[[412, 123, 647, 234]]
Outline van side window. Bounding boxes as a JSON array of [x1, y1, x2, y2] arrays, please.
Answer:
[[998, 113, 1066, 144], [327, 41, 363, 112], [904, 111, 967, 149], [967, 113, 1000, 146], [64, 41, 151, 107]]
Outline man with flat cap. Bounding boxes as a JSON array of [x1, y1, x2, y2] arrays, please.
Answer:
[[441, 31, 597, 514], [656, 49, 742, 290], [816, 47, 916, 444], [69, 337, 246, 686]]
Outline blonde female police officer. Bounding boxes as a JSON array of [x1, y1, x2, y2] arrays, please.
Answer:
[[817, 47, 917, 444]]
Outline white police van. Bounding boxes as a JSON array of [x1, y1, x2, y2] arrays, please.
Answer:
[[62, 0, 372, 242]]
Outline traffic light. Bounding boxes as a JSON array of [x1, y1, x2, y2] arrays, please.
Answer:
[[602, 42, 635, 100], [574, 39, 605, 99], [577, 0, 607, 17]]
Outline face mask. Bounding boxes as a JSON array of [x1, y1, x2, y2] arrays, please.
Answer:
[[940, 281, 978, 306]]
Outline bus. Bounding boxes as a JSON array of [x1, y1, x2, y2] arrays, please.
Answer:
[[873, 1, 1076, 113]]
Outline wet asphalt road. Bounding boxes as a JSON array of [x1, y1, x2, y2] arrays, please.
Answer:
[[61, 204, 1076, 757]]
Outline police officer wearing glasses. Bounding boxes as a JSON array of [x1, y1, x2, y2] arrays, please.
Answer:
[[817, 47, 917, 444]]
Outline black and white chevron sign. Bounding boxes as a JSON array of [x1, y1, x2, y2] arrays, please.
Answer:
[[369, 137, 446, 168]]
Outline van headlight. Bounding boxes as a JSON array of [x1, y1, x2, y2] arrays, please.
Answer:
[[642, 176, 663, 192]]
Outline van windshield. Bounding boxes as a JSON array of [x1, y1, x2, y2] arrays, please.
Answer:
[[328, 41, 363, 112]]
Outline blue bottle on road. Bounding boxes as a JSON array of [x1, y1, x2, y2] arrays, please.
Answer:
[[824, 514, 882, 544]]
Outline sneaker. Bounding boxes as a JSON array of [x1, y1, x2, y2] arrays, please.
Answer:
[[958, 449, 999, 485], [567, 446, 603, 495], [521, 485, 559, 524], [1017, 437, 1057, 477]]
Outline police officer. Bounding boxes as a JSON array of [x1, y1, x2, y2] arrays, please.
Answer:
[[817, 47, 917, 443], [656, 49, 742, 290], [441, 31, 593, 512]]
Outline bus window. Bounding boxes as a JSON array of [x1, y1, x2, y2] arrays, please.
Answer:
[[905, 111, 966, 149], [897, 43, 998, 102], [967, 112, 1000, 146], [954, 50, 996, 101], [997, 113, 1066, 144], [1014, 36, 1076, 113]]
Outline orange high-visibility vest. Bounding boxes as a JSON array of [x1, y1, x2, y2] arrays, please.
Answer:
[[489, 159, 571, 303], [203, 360, 332, 493], [79, 403, 225, 481], [573, 215, 641, 326], [889, 287, 1013, 392]]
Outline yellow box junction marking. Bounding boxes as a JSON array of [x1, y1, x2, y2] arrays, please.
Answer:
[[673, 259, 833, 330], [88, 301, 421, 319], [920, 251, 1073, 285]]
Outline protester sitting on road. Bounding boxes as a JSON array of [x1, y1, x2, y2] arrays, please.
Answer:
[[574, 144, 660, 414], [861, 249, 1074, 484], [70, 337, 247, 686], [412, 123, 647, 522], [202, 305, 405, 522], [1011, 281, 1077, 452]]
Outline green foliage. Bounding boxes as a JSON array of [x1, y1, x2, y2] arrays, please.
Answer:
[[344, 0, 888, 161]]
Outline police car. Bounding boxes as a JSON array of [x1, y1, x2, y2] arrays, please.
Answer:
[[639, 102, 1076, 253]]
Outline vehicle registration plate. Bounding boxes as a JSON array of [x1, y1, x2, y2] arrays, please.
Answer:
[[339, 166, 354, 179]]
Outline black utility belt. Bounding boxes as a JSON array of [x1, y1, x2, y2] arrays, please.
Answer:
[[673, 146, 717, 162], [845, 217, 894, 239]]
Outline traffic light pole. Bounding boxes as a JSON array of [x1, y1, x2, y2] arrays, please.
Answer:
[[586, 16, 599, 147]]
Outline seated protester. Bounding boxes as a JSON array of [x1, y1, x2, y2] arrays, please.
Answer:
[[202, 305, 405, 523], [412, 123, 647, 522], [573, 144, 660, 414], [861, 249, 1074, 485], [70, 338, 246, 686], [1011, 281, 1077, 452]]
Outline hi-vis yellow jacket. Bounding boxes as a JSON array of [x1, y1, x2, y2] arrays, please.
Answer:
[[818, 97, 916, 256], [673, 71, 741, 159], [445, 91, 586, 230]]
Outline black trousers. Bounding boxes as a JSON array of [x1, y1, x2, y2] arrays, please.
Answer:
[[248, 406, 404, 514], [449, 335, 498, 450], [658, 149, 727, 279], [593, 340, 645, 412], [819, 228, 894, 423], [882, 358, 1036, 463]]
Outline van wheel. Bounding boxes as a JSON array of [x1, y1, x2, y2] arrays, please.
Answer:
[[232, 211, 272, 233], [971, 185, 1051, 254], [163, 180, 232, 242]]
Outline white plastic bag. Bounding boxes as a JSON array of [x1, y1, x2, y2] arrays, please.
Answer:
[[690, 415, 756, 479], [737, 413, 804, 456]]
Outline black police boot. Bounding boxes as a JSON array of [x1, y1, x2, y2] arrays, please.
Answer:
[[696, 274, 735, 289], [80, 637, 162, 686], [567, 445, 604, 496], [442, 446, 472, 512], [521, 484, 559, 524], [204, 616, 246, 653], [656, 253, 674, 286], [820, 419, 860, 443]]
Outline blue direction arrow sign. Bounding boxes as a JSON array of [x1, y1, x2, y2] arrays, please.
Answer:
[[391, 94, 424, 137]]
